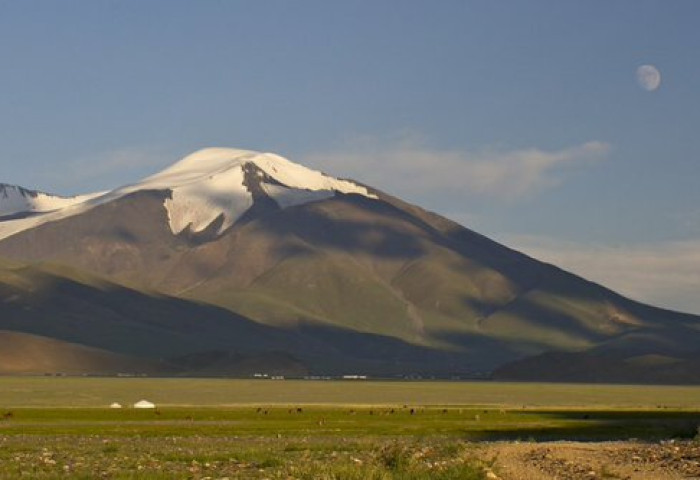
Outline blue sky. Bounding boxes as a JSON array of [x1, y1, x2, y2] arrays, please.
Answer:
[[1, 1, 699, 313]]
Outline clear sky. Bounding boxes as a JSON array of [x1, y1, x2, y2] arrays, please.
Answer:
[[1, 1, 699, 313]]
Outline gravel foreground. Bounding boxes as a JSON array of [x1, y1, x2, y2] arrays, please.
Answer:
[[480, 440, 700, 480], [1, 434, 699, 478]]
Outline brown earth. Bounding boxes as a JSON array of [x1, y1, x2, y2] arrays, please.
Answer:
[[480, 440, 700, 479], [0, 330, 172, 375]]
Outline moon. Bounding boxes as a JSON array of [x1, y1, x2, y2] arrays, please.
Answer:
[[636, 64, 661, 91]]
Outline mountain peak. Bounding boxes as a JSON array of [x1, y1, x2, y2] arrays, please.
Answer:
[[126, 147, 376, 235], [154, 147, 258, 178], [144, 147, 370, 194]]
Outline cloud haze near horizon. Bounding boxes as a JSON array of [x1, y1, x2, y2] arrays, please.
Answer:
[[300, 135, 609, 201], [505, 235, 700, 316]]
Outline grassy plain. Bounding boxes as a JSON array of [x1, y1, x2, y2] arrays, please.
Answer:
[[0, 378, 699, 479]]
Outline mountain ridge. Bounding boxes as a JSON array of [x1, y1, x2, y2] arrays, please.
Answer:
[[0, 148, 375, 241]]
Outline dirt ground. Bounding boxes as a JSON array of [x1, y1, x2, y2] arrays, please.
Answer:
[[479, 440, 700, 479]]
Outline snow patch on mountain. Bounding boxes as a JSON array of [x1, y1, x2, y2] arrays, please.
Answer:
[[0, 147, 376, 239], [261, 183, 335, 209], [0, 184, 99, 217], [251, 152, 372, 196], [164, 165, 252, 234], [145, 148, 372, 197]]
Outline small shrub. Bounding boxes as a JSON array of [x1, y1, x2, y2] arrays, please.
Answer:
[[377, 442, 415, 471]]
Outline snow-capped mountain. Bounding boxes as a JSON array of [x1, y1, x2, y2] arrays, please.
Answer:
[[1, 146, 699, 381], [0, 148, 375, 240]]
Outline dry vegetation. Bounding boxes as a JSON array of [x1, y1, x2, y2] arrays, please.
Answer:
[[0, 434, 486, 479]]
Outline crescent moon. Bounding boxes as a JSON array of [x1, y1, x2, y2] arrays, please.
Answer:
[[637, 65, 661, 91]]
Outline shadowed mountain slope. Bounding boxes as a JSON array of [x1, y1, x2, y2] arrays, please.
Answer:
[[0, 259, 483, 376], [493, 349, 700, 385]]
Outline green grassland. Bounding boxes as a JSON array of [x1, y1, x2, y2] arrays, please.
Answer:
[[0, 378, 699, 479]]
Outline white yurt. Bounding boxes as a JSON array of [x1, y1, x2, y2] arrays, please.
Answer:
[[133, 399, 156, 409], [110, 402, 123, 409]]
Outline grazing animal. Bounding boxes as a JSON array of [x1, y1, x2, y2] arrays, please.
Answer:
[[296, 408, 303, 413], [2, 412, 13, 421], [410, 408, 415, 415]]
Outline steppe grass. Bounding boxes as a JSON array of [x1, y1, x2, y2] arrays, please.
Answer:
[[0, 405, 698, 478], [1, 378, 699, 478], [1, 405, 698, 440]]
